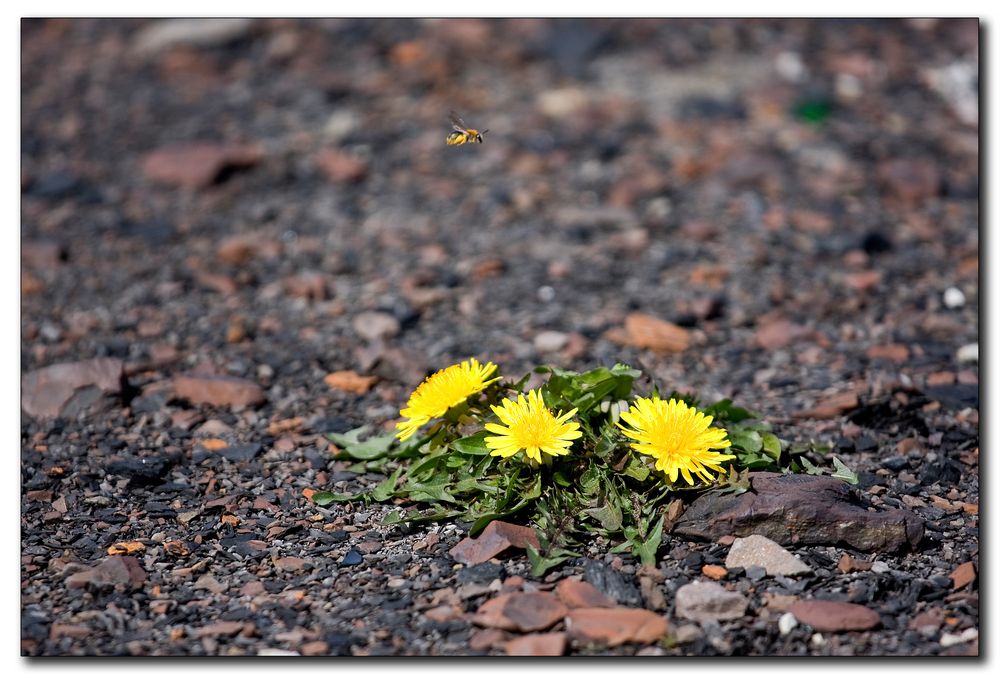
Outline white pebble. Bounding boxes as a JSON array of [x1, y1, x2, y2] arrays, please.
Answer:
[[810, 633, 826, 647], [537, 285, 556, 302], [778, 612, 798, 635], [940, 628, 978, 647], [957, 343, 978, 363], [943, 287, 966, 309], [871, 561, 891, 573], [775, 51, 806, 82]]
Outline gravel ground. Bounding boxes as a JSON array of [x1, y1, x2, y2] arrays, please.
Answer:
[[21, 18, 978, 656]]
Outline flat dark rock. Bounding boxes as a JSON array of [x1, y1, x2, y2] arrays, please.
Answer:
[[673, 472, 924, 553]]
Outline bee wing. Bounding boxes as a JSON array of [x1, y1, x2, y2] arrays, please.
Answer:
[[448, 110, 469, 132]]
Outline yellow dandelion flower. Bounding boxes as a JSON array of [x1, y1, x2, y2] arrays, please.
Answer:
[[618, 397, 735, 486], [395, 358, 501, 441], [484, 389, 582, 463]]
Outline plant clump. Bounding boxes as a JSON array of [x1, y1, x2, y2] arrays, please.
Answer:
[[311, 360, 858, 573]]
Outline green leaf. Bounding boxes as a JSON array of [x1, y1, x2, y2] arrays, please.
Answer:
[[523, 472, 542, 501], [580, 465, 601, 495], [798, 456, 824, 476], [584, 501, 623, 532], [761, 433, 782, 461], [831, 456, 859, 485], [702, 399, 755, 423], [729, 429, 763, 454], [404, 483, 458, 503], [381, 510, 402, 525], [329, 426, 396, 460], [311, 490, 362, 505], [631, 514, 664, 567], [526, 545, 578, 577], [371, 466, 403, 502], [622, 455, 650, 482], [453, 431, 492, 455]]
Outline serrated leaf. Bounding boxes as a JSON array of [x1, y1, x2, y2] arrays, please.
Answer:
[[622, 455, 650, 482], [404, 483, 458, 503], [584, 502, 623, 532], [798, 456, 824, 476], [580, 465, 601, 494]]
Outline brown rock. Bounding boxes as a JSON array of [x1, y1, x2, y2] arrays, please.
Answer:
[[22, 270, 44, 295], [878, 158, 941, 203], [141, 143, 261, 189], [673, 472, 924, 553], [193, 574, 226, 594], [793, 391, 860, 420], [216, 234, 281, 265], [926, 371, 957, 387], [788, 600, 881, 632], [324, 370, 378, 395], [754, 318, 811, 350], [555, 578, 617, 609], [316, 148, 368, 183], [21, 358, 126, 420], [240, 580, 266, 597], [469, 628, 507, 651], [617, 312, 691, 353], [49, 624, 91, 640], [472, 591, 567, 632], [193, 269, 238, 294], [896, 437, 925, 455], [701, 564, 728, 581], [66, 556, 146, 590], [425, 605, 462, 622], [352, 311, 401, 342], [273, 557, 308, 573], [284, 273, 329, 300], [908, 608, 945, 633], [949, 561, 976, 590], [566, 607, 669, 646], [450, 520, 540, 565], [301, 641, 329, 656], [843, 271, 882, 292], [836, 554, 873, 574], [504, 632, 567, 656], [865, 343, 910, 363], [22, 239, 66, 268], [193, 621, 252, 638], [173, 373, 265, 408]]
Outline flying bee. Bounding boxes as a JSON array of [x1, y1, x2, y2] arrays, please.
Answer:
[[446, 111, 488, 145]]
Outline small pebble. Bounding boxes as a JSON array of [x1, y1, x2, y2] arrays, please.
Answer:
[[957, 343, 978, 363], [940, 628, 978, 647], [778, 612, 798, 635], [870, 561, 891, 573], [942, 287, 965, 309]]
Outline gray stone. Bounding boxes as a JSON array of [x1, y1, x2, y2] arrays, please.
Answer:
[[674, 580, 748, 624], [725, 535, 811, 577]]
